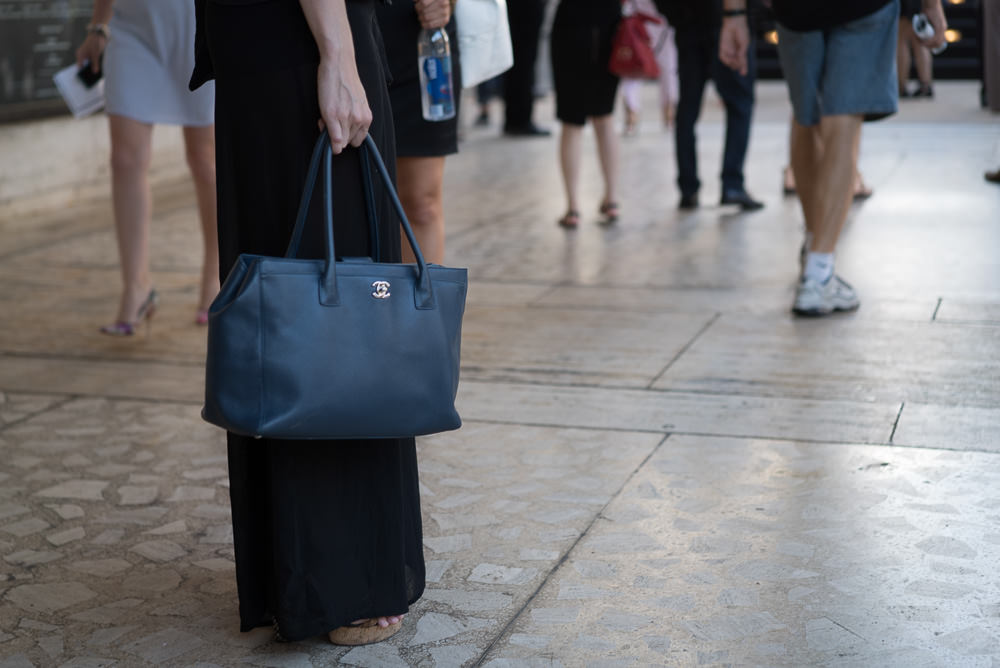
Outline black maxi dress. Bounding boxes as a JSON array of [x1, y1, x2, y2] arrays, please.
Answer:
[[191, 0, 425, 642]]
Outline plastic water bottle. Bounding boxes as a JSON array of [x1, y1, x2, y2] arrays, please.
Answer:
[[418, 28, 456, 122]]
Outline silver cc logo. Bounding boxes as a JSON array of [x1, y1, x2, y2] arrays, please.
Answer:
[[371, 281, 391, 299]]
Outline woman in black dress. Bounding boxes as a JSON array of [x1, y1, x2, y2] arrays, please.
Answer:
[[376, 0, 460, 265], [191, 0, 424, 646], [550, 0, 622, 228]]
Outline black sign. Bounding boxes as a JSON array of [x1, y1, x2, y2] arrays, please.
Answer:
[[0, 0, 93, 123]]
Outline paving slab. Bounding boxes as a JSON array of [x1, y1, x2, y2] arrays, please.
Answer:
[[0, 81, 997, 666], [480, 435, 1000, 667]]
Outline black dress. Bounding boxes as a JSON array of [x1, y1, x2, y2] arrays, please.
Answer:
[[192, 0, 425, 642], [376, 0, 461, 157], [550, 0, 622, 126]]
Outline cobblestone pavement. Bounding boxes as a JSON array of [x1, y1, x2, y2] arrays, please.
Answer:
[[1, 82, 999, 666]]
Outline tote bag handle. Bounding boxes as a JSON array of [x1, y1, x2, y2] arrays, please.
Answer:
[[284, 132, 435, 309]]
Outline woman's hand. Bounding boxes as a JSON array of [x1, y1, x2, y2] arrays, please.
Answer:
[[316, 54, 372, 154], [75, 31, 107, 73], [415, 0, 452, 30], [299, 0, 372, 153]]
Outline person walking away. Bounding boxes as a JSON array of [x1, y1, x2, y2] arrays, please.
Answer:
[[78, 0, 218, 335], [619, 0, 678, 135], [655, 0, 763, 211], [719, 0, 947, 315], [550, 0, 623, 228]]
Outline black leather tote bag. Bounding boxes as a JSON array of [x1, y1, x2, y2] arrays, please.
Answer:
[[202, 132, 467, 439]]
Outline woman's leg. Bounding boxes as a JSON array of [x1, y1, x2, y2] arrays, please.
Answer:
[[108, 114, 154, 324], [396, 156, 446, 265], [909, 30, 933, 89], [558, 122, 583, 218], [621, 80, 640, 135], [621, 79, 641, 113], [182, 124, 220, 315], [897, 19, 913, 94], [591, 114, 620, 208], [657, 25, 678, 125]]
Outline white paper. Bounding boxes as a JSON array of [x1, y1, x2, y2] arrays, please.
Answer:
[[52, 64, 105, 119]]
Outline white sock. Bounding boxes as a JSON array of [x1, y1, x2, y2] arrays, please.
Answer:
[[803, 252, 834, 283]]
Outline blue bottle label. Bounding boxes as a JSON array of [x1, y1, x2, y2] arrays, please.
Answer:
[[420, 55, 454, 119]]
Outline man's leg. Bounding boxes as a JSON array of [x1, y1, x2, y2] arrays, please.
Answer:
[[712, 29, 761, 208], [790, 114, 863, 315], [791, 114, 862, 253], [503, 0, 547, 134], [674, 29, 708, 205]]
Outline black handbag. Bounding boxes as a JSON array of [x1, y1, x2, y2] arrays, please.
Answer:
[[202, 132, 467, 439]]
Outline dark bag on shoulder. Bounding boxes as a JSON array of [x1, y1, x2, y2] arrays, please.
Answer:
[[202, 132, 467, 440]]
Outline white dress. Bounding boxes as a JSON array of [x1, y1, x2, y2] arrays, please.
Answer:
[[104, 0, 214, 125]]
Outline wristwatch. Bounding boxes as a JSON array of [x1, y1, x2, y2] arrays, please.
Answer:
[[88, 23, 111, 39]]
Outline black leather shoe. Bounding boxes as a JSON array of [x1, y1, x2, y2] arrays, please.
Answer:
[[503, 123, 552, 137], [720, 189, 764, 211], [678, 193, 699, 210]]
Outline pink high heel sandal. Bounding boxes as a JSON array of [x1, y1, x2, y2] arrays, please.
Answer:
[[100, 289, 158, 337]]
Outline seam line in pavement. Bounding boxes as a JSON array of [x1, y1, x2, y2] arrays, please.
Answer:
[[889, 402, 906, 443], [647, 312, 720, 389], [0, 394, 78, 434], [931, 297, 943, 321], [0, 350, 205, 368], [473, 433, 670, 667]]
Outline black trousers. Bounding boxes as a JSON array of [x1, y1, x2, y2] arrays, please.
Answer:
[[503, 0, 547, 129], [674, 26, 756, 196]]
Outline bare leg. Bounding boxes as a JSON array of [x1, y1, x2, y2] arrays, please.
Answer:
[[897, 19, 913, 93], [591, 114, 620, 208], [784, 116, 796, 192], [108, 114, 154, 324], [396, 156, 446, 265], [850, 129, 872, 197], [559, 123, 583, 216], [183, 125, 219, 314], [791, 115, 862, 253], [621, 80, 640, 135], [910, 31, 933, 88]]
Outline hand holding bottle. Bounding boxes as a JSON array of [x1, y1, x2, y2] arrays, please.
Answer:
[[414, 0, 452, 30]]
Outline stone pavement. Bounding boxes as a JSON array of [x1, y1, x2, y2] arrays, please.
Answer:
[[0, 81, 998, 667]]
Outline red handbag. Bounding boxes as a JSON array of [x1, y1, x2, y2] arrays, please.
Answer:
[[608, 3, 663, 80]]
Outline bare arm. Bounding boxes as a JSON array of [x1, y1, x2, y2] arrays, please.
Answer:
[[299, 0, 373, 154], [75, 0, 115, 72]]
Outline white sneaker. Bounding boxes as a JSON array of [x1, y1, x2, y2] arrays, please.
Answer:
[[792, 274, 860, 316]]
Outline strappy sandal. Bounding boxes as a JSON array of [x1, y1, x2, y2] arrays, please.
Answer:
[[558, 210, 580, 228], [599, 200, 619, 224], [329, 618, 403, 646]]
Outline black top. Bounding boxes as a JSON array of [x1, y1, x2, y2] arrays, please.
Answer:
[[654, 0, 722, 29], [654, 0, 767, 30], [771, 0, 893, 31]]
